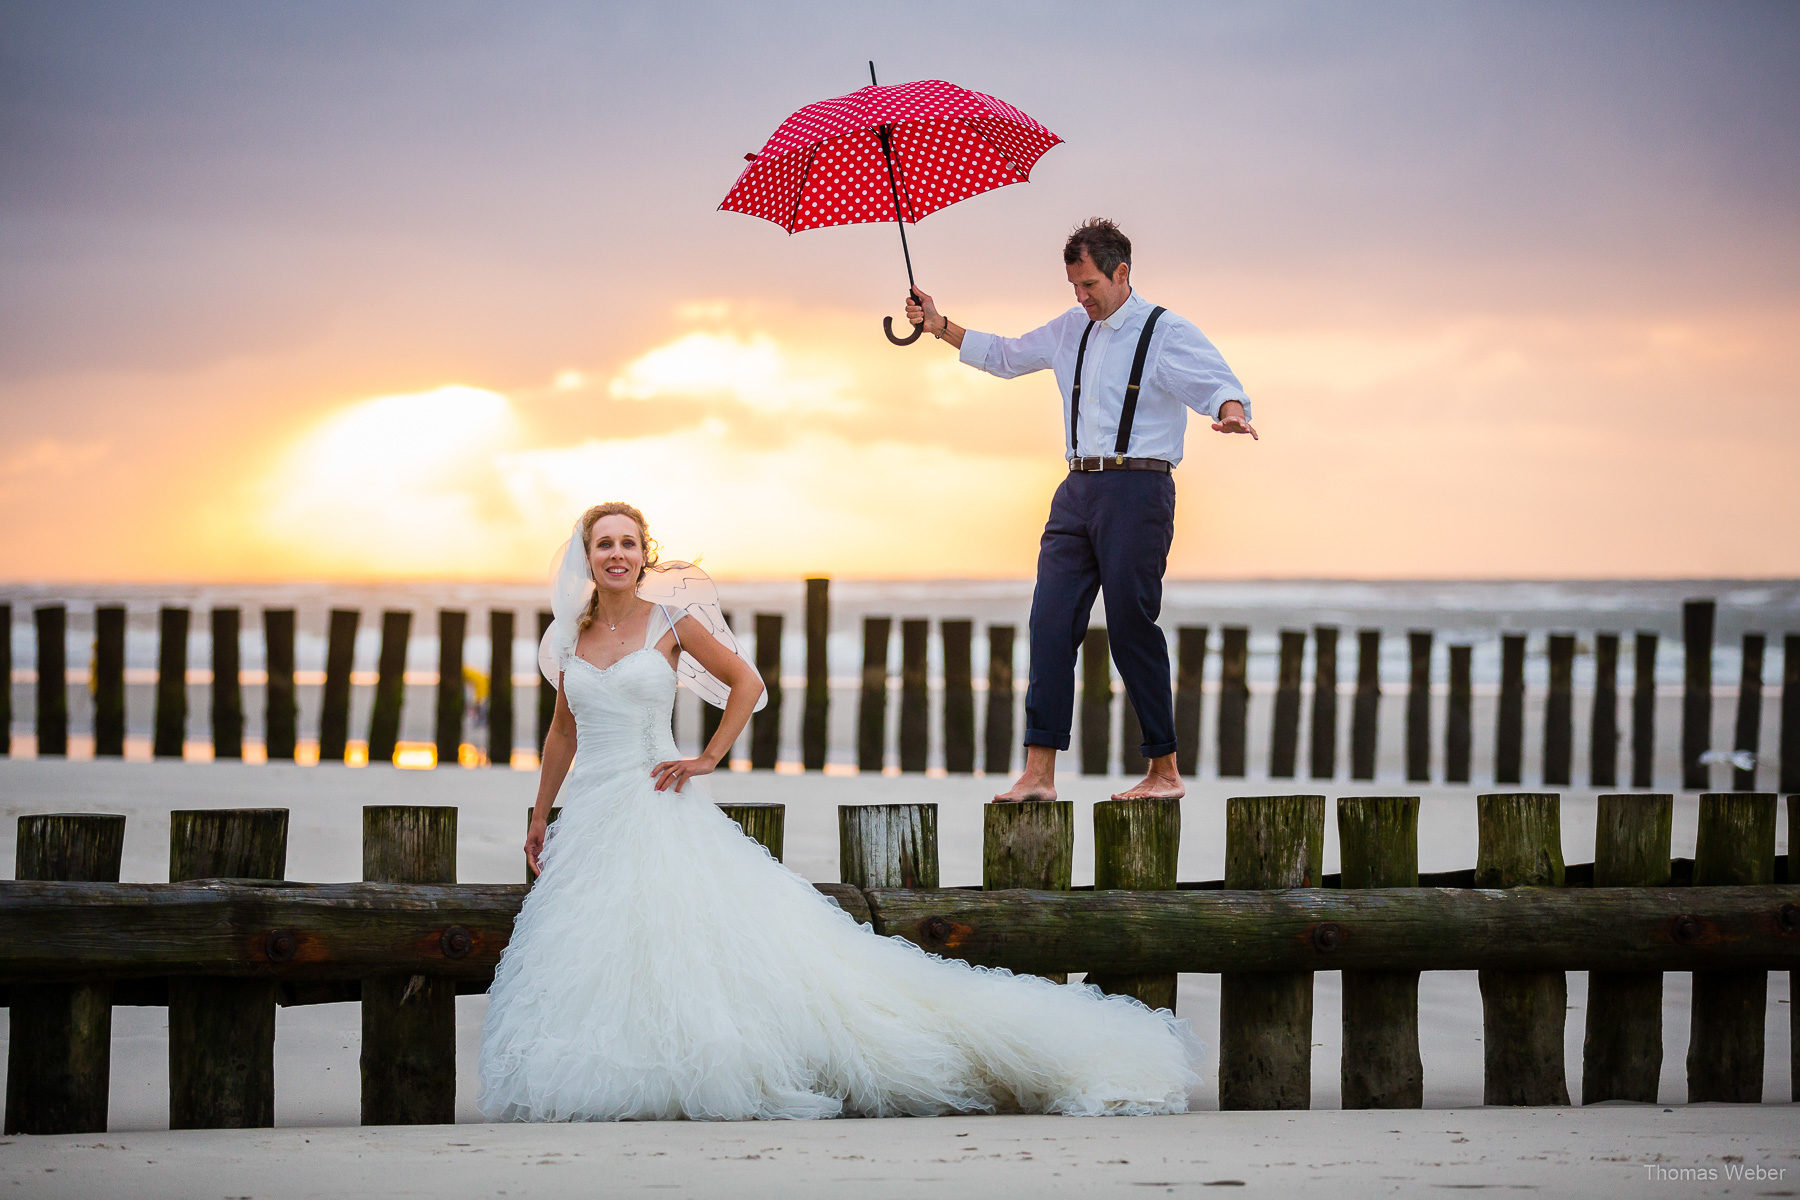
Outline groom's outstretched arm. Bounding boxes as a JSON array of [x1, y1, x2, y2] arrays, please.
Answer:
[[905, 289, 1060, 378]]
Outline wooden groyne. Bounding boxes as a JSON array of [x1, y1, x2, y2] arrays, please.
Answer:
[[2, 792, 1795, 1131], [5, 592, 1798, 791]]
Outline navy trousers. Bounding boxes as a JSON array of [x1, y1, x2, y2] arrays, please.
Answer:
[[1024, 469, 1178, 759]]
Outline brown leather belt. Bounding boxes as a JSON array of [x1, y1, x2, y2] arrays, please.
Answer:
[[1068, 456, 1172, 473]]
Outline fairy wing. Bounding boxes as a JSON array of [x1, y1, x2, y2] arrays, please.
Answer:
[[638, 561, 767, 712]]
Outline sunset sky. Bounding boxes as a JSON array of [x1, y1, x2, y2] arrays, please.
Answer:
[[3, 1, 1796, 582]]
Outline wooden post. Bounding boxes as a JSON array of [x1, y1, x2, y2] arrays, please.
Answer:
[[1732, 634, 1764, 791], [153, 606, 190, 759], [263, 608, 298, 762], [1176, 625, 1208, 776], [1544, 633, 1575, 786], [1791, 793, 1798, 1102], [1310, 625, 1337, 780], [1495, 634, 1526, 785], [93, 605, 126, 758], [1581, 793, 1672, 1104], [1406, 631, 1432, 782], [942, 619, 974, 774], [802, 579, 829, 771], [984, 625, 1015, 776], [1080, 628, 1111, 776], [1120, 687, 1146, 777], [168, 808, 289, 1129], [1338, 796, 1422, 1108], [1217, 626, 1249, 778], [1087, 797, 1180, 1009], [718, 802, 785, 861], [983, 799, 1074, 983], [1682, 599, 1715, 791], [1782, 636, 1800, 796], [1475, 792, 1569, 1105], [898, 618, 928, 772], [0, 603, 9, 756], [857, 616, 891, 773], [838, 803, 937, 889], [35, 604, 67, 757], [1632, 632, 1658, 789], [435, 609, 466, 768], [318, 608, 359, 763], [1590, 633, 1619, 788], [1686, 791, 1776, 1103], [488, 610, 514, 770], [1350, 629, 1381, 781], [367, 610, 411, 767], [1269, 629, 1305, 779], [536, 609, 555, 752], [4, 812, 126, 1134], [749, 613, 784, 769], [1446, 645, 1472, 784], [210, 608, 243, 760], [1219, 794, 1324, 1110], [362, 805, 458, 1125]]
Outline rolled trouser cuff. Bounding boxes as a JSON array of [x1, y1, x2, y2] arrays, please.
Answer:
[[1139, 739, 1178, 759], [1023, 728, 1071, 751]]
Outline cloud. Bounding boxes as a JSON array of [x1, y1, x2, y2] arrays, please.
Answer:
[[607, 330, 862, 415]]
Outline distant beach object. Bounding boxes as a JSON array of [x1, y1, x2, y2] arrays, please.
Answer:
[[1698, 748, 1757, 772], [719, 62, 1062, 345]]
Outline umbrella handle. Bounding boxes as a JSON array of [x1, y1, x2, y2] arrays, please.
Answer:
[[883, 316, 924, 346]]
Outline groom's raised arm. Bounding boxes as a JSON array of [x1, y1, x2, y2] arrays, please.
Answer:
[[905, 290, 1061, 378]]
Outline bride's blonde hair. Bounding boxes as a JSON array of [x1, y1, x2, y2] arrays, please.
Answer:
[[577, 502, 659, 633]]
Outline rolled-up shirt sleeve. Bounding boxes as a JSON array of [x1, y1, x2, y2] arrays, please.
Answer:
[[958, 315, 1065, 379], [1154, 318, 1251, 420]]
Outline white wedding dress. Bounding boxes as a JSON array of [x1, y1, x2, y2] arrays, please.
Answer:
[[475, 605, 1205, 1122]]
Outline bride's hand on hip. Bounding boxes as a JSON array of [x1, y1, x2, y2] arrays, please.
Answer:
[[652, 755, 716, 793]]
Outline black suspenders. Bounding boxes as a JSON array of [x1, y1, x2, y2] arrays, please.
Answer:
[[1067, 305, 1168, 460]]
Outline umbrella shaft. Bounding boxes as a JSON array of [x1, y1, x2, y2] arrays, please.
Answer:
[[877, 124, 918, 294]]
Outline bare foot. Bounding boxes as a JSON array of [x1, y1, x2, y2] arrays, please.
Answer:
[[992, 775, 1057, 803], [1109, 772, 1186, 802]]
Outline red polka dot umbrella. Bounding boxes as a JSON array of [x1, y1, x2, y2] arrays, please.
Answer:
[[719, 65, 1062, 344]]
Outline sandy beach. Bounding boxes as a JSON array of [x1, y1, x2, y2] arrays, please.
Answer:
[[1, 758, 1793, 1195]]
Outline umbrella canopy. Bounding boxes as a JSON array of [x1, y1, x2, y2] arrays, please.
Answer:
[[720, 79, 1062, 233]]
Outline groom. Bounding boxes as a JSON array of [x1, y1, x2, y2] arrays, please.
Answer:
[[905, 217, 1256, 803]]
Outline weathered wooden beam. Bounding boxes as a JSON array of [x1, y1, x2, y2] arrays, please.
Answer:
[[1338, 796, 1422, 1109], [367, 609, 411, 767], [318, 608, 358, 764], [262, 608, 298, 762], [1350, 630, 1380, 782], [1544, 633, 1574, 786], [1309, 625, 1336, 780], [1476, 792, 1569, 1106], [5, 813, 125, 1134], [839, 803, 937, 892], [362, 805, 456, 1125], [1733, 634, 1765, 791], [487, 609, 514, 769], [1087, 796, 1180, 1010], [1406, 632, 1431, 783], [168, 808, 287, 1130], [1176, 625, 1208, 777], [718, 802, 785, 862], [802, 579, 829, 771], [0, 603, 10, 757], [35, 604, 67, 757], [1217, 626, 1249, 777], [1495, 635, 1526, 785], [1080, 628, 1111, 776], [984, 799, 1073, 982], [93, 605, 126, 758], [1582, 793, 1672, 1104], [3, 881, 1798, 982], [984, 625, 1015, 776], [750, 612, 784, 769], [898, 618, 928, 772], [1270, 629, 1304, 779], [857, 616, 892, 774], [1687, 791, 1776, 1103], [434, 609, 466, 768], [1446, 644, 1472, 784], [942, 619, 974, 774], [1682, 599, 1715, 791], [210, 608, 244, 761], [1631, 631, 1658, 789], [153, 606, 189, 759], [1590, 633, 1619, 788], [1220, 794, 1323, 1110]]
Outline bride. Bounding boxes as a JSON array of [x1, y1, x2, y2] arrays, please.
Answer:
[[475, 502, 1205, 1121]]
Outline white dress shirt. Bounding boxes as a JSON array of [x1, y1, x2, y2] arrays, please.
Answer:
[[958, 290, 1250, 467]]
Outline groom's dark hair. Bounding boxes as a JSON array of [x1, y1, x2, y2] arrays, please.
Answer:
[[1064, 218, 1131, 279]]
